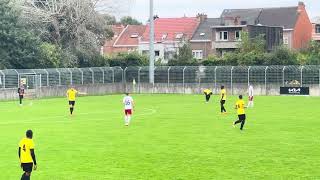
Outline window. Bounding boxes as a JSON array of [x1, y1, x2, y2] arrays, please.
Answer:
[[316, 25, 320, 34], [175, 33, 184, 39], [161, 33, 168, 40], [130, 33, 139, 38], [217, 31, 228, 41], [283, 37, 289, 45], [192, 50, 203, 60], [155, 50, 160, 57], [235, 31, 241, 41]]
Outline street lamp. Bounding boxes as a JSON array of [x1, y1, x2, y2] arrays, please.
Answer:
[[149, 0, 155, 84]]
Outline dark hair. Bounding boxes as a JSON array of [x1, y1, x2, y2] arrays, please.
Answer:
[[221, 86, 224, 89], [26, 130, 33, 139], [239, 95, 243, 99], [126, 93, 129, 96]]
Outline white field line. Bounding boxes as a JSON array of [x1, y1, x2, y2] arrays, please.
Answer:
[[0, 108, 157, 125]]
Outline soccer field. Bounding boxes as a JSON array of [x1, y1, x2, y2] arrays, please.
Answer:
[[0, 94, 319, 179]]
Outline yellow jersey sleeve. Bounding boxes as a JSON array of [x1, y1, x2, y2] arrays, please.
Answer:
[[29, 140, 35, 149]]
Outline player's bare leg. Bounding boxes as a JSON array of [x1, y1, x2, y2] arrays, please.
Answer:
[[125, 115, 129, 126]]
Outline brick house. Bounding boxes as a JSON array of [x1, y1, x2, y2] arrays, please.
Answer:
[[190, 15, 220, 60], [102, 25, 146, 55], [211, 24, 283, 56], [312, 17, 320, 42], [138, 17, 199, 63], [220, 2, 312, 49]]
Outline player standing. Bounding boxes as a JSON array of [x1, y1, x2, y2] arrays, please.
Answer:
[[123, 93, 134, 126], [220, 86, 227, 114], [247, 84, 254, 108], [66, 87, 86, 115], [18, 84, 25, 106], [233, 95, 247, 130], [203, 89, 213, 103], [18, 130, 37, 180]]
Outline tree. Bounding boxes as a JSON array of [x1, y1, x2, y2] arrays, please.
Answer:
[[300, 41, 320, 65], [0, 0, 44, 69], [19, 0, 114, 67], [120, 16, 142, 26], [168, 43, 197, 66]]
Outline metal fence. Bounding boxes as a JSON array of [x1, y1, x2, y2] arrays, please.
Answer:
[[0, 66, 319, 93]]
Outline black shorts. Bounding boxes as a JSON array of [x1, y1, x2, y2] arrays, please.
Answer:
[[19, 95, 24, 99], [69, 101, 75, 106], [238, 114, 246, 121], [220, 100, 226, 104], [21, 163, 33, 172]]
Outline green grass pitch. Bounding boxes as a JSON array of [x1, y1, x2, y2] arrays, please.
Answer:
[[0, 94, 319, 179]]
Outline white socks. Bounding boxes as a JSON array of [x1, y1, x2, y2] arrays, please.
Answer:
[[125, 116, 131, 125], [248, 102, 254, 108]]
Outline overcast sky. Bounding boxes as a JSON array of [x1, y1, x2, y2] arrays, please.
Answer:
[[125, 0, 319, 23]]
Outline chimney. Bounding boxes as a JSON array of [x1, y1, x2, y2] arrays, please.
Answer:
[[298, 2, 305, 12], [197, 13, 208, 23]]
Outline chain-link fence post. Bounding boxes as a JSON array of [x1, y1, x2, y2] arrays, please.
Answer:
[[248, 66, 251, 86], [0, 70, 5, 89], [100, 67, 105, 84], [89, 68, 94, 84], [282, 66, 286, 87], [79, 68, 84, 85], [300, 66, 304, 87], [138, 67, 142, 93], [183, 66, 187, 94], [265, 66, 269, 95], [44, 69, 49, 86], [124, 67, 127, 93], [167, 67, 171, 91], [13, 69, 19, 87], [214, 66, 218, 94], [231, 66, 234, 95], [111, 67, 115, 83], [56, 69, 61, 86], [67, 68, 73, 85]]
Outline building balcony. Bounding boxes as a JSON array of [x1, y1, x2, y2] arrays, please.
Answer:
[[212, 41, 240, 49]]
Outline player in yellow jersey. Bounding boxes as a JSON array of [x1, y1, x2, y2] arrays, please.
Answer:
[[18, 130, 37, 180], [66, 87, 86, 115], [233, 95, 247, 130], [220, 86, 227, 113], [203, 89, 213, 103]]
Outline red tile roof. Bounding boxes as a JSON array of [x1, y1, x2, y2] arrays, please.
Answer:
[[114, 25, 146, 46], [141, 17, 200, 42], [104, 25, 125, 47]]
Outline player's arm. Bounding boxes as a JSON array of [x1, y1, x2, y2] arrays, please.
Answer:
[[221, 94, 224, 101], [30, 149, 37, 170], [18, 147, 20, 158]]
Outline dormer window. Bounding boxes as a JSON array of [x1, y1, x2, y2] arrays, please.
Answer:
[[175, 33, 184, 39], [130, 33, 139, 38], [161, 33, 168, 40]]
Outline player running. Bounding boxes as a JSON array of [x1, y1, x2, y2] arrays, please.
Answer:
[[18, 130, 37, 180], [247, 84, 254, 108], [66, 87, 86, 115], [18, 84, 25, 106], [233, 95, 247, 131], [203, 89, 213, 103], [220, 86, 227, 114], [123, 93, 134, 126]]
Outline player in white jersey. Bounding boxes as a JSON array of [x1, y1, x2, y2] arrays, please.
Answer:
[[248, 84, 254, 107], [123, 93, 134, 126]]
